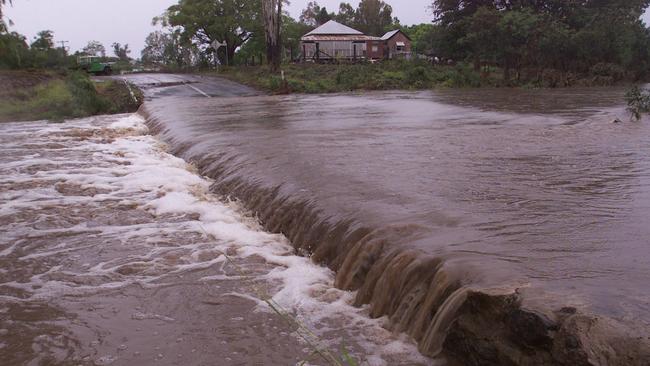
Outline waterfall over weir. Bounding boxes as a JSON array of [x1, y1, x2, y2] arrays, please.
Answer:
[[141, 88, 650, 365]]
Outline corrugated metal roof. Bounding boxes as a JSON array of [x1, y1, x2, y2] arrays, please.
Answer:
[[301, 35, 381, 42], [305, 20, 364, 36], [381, 30, 400, 41]]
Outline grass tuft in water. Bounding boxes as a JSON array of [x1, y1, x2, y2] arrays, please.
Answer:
[[625, 86, 650, 121]]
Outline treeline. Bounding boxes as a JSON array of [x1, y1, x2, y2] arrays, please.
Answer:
[[0, 29, 135, 71], [0, 30, 69, 69], [426, 0, 650, 84], [0, 1, 135, 71]]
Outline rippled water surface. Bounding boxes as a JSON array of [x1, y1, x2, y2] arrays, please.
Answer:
[[145, 87, 650, 325]]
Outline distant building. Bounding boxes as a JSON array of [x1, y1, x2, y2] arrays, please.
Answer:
[[381, 29, 412, 60], [300, 20, 411, 62]]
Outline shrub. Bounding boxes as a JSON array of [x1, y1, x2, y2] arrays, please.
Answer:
[[590, 63, 625, 81], [625, 86, 650, 120], [405, 66, 430, 87]]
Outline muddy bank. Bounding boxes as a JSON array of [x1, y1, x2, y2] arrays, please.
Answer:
[[140, 88, 650, 365]]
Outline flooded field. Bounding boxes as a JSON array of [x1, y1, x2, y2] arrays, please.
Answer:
[[142, 84, 650, 364], [0, 114, 430, 365]]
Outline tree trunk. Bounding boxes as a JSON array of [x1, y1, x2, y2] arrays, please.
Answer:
[[227, 45, 236, 66], [263, 0, 281, 73]]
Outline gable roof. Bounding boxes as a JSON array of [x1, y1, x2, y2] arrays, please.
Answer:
[[305, 20, 364, 36], [381, 29, 412, 41]]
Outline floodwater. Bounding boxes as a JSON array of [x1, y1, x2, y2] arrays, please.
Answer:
[[3, 73, 650, 365], [143, 86, 650, 329], [0, 114, 431, 365]]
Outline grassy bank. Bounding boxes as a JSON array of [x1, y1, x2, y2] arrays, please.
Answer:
[[0, 70, 143, 122], [213, 62, 486, 93], [213, 61, 634, 94]]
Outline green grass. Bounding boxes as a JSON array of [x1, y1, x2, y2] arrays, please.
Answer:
[[213, 60, 631, 94], [0, 71, 143, 122], [212, 61, 495, 94]]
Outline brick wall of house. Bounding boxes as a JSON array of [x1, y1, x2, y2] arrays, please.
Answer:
[[386, 32, 412, 59], [366, 40, 385, 60]]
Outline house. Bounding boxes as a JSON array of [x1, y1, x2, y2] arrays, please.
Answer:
[[300, 20, 411, 62], [381, 29, 412, 59]]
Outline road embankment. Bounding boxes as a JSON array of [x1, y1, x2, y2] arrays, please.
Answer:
[[0, 70, 143, 122]]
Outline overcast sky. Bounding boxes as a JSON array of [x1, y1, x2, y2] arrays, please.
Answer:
[[3, 0, 650, 57]]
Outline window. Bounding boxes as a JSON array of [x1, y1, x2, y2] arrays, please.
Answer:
[[372, 46, 378, 52]]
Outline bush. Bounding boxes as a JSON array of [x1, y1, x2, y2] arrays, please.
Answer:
[[625, 86, 650, 120], [590, 63, 626, 81], [0, 71, 143, 122], [405, 66, 430, 87], [66, 72, 108, 116]]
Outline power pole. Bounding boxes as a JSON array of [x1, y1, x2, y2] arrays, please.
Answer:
[[58, 40, 69, 52]]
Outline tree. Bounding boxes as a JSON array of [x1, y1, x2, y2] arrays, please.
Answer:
[[30, 30, 54, 50], [334, 3, 356, 26], [0, 0, 12, 32], [402, 23, 438, 55], [141, 31, 169, 65], [460, 6, 501, 70], [0, 31, 28, 68], [282, 14, 311, 61], [164, 0, 261, 66], [142, 30, 200, 68], [112, 42, 131, 61], [300, 1, 332, 26], [354, 0, 398, 36], [316, 7, 332, 25], [82, 40, 106, 57], [429, 0, 650, 82], [262, 0, 282, 72]]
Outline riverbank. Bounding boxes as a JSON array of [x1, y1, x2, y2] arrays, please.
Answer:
[[0, 70, 143, 122], [212, 62, 635, 94]]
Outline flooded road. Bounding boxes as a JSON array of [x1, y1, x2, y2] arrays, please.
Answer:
[[0, 113, 429, 365], [144, 87, 650, 320], [138, 77, 650, 364], [3, 73, 650, 365]]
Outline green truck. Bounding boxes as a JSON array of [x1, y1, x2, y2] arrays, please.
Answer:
[[77, 56, 113, 75]]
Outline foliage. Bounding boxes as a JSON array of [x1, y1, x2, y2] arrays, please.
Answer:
[[214, 61, 493, 93], [301, 1, 399, 36], [428, 0, 650, 83], [0, 29, 71, 70], [111, 42, 131, 61], [300, 1, 331, 26], [163, 0, 262, 66], [625, 86, 650, 120], [82, 40, 106, 57], [142, 30, 202, 69], [352, 0, 399, 36], [0, 71, 143, 122], [401, 23, 437, 55], [30, 30, 54, 50], [0, 31, 29, 68]]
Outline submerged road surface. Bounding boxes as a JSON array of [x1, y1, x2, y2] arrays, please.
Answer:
[[134, 74, 650, 365], [0, 75, 433, 365]]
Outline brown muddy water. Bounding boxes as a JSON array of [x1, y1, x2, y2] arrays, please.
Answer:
[[142, 86, 650, 364], [0, 114, 430, 365], [3, 76, 650, 365]]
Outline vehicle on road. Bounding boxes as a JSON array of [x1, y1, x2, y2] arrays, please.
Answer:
[[77, 56, 113, 76]]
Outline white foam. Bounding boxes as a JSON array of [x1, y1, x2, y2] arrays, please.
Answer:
[[0, 113, 434, 365]]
